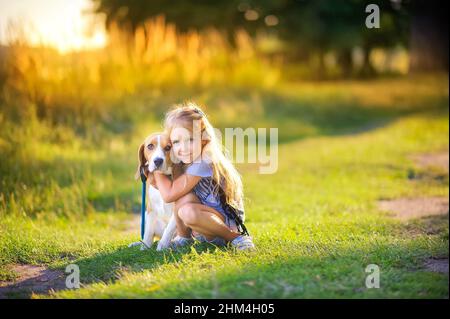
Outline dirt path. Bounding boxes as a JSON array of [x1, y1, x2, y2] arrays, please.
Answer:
[[378, 150, 449, 220], [377, 150, 449, 275], [377, 195, 449, 275], [378, 197, 449, 220], [0, 265, 66, 299], [411, 150, 449, 173]]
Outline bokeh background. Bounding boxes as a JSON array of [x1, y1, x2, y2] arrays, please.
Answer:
[[0, 0, 448, 298]]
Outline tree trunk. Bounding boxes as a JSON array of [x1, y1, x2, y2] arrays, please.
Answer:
[[409, 0, 449, 72], [316, 49, 326, 80], [337, 48, 353, 78], [359, 44, 375, 78]]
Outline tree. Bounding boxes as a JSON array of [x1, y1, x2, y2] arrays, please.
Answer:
[[91, 0, 253, 44], [90, 0, 426, 78]]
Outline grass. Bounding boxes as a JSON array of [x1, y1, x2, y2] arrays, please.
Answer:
[[0, 74, 448, 298]]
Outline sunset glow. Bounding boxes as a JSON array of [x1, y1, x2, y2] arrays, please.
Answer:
[[0, 0, 107, 53]]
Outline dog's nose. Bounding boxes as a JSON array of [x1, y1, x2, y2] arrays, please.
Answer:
[[153, 158, 163, 168]]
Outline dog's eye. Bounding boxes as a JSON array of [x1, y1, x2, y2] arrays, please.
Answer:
[[164, 145, 171, 152], [147, 144, 154, 150]]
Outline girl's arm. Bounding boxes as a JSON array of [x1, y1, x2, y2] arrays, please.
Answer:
[[153, 171, 201, 203]]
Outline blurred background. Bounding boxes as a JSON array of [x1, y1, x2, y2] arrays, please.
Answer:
[[0, 0, 448, 218]]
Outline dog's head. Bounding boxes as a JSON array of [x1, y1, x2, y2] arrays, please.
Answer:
[[136, 133, 172, 180]]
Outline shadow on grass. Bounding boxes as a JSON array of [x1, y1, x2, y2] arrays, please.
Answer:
[[70, 241, 227, 285], [53, 216, 448, 298], [204, 88, 449, 144], [55, 237, 449, 298]]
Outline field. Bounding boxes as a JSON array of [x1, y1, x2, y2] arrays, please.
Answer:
[[0, 73, 448, 298]]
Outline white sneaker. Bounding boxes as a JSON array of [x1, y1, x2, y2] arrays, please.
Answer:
[[231, 235, 256, 251]]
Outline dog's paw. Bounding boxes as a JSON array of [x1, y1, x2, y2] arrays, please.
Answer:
[[156, 241, 170, 251], [129, 241, 152, 250], [139, 241, 153, 250]]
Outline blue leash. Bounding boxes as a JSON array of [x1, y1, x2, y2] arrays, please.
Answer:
[[139, 168, 147, 240]]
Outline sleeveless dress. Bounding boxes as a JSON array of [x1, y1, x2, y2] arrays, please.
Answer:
[[185, 160, 241, 245]]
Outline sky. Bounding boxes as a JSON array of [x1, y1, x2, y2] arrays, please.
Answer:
[[0, 0, 107, 52]]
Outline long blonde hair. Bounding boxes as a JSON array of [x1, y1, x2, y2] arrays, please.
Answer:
[[163, 102, 244, 210]]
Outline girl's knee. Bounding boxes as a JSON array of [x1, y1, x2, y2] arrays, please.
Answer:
[[174, 192, 199, 212], [178, 204, 199, 226]]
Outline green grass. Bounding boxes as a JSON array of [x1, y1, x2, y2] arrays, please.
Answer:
[[0, 74, 448, 298]]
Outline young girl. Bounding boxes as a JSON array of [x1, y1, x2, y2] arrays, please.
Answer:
[[153, 103, 255, 250]]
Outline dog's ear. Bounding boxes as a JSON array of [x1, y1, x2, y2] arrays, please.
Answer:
[[135, 143, 147, 180]]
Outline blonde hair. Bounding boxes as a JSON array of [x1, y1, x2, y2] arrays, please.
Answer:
[[163, 102, 244, 210]]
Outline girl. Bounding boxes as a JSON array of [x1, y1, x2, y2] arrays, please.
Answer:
[[153, 103, 255, 250]]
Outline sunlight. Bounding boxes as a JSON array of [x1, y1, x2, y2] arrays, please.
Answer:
[[0, 0, 107, 53]]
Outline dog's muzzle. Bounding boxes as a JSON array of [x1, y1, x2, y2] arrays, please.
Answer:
[[153, 157, 164, 169]]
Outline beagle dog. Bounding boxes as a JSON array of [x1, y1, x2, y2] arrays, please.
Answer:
[[129, 133, 177, 251]]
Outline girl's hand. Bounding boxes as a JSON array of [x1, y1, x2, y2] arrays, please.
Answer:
[[153, 170, 201, 203]]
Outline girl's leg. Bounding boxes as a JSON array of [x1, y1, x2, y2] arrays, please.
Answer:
[[173, 193, 200, 237], [177, 203, 240, 242]]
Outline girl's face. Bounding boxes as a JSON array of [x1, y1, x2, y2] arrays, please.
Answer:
[[170, 126, 202, 164]]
